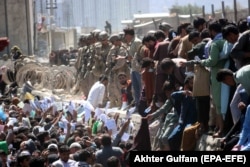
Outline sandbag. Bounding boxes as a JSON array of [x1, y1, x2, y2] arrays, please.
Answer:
[[192, 65, 210, 97], [181, 122, 200, 151]]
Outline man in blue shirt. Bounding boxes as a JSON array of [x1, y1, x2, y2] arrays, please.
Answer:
[[216, 65, 250, 150]]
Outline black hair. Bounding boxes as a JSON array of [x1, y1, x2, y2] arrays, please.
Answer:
[[208, 21, 222, 33], [162, 80, 176, 92], [222, 24, 239, 39], [184, 75, 194, 85], [99, 74, 108, 82], [36, 131, 49, 144], [101, 134, 112, 146], [23, 99, 30, 104], [107, 156, 120, 167], [17, 151, 31, 166], [78, 149, 92, 161], [177, 22, 191, 35], [200, 29, 210, 39], [125, 142, 133, 150], [193, 17, 206, 29], [142, 35, 157, 44], [123, 28, 135, 36], [237, 18, 249, 33], [186, 25, 194, 34], [218, 18, 229, 28], [160, 58, 175, 71], [59, 145, 70, 153], [141, 57, 154, 68], [216, 69, 234, 82], [168, 29, 177, 41], [27, 133, 37, 141], [188, 31, 200, 41], [118, 142, 126, 150], [29, 157, 45, 167], [154, 30, 166, 40]]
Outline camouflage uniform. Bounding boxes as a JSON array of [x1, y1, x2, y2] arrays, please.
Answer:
[[84, 31, 111, 100], [106, 34, 130, 108], [82, 41, 96, 97]]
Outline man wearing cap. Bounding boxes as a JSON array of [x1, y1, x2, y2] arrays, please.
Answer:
[[48, 143, 58, 154], [17, 150, 31, 167], [69, 142, 82, 160]]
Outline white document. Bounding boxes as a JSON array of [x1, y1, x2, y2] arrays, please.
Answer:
[[99, 113, 108, 124], [121, 132, 130, 142], [23, 103, 32, 113], [17, 101, 24, 109], [38, 127, 45, 132], [68, 101, 75, 115], [55, 102, 63, 111], [105, 118, 117, 131]]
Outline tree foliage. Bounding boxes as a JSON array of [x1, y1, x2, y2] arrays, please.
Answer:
[[169, 3, 202, 15]]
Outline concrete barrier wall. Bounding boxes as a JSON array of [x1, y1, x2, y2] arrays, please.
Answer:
[[65, 29, 77, 49], [51, 30, 66, 50], [0, 0, 34, 56]]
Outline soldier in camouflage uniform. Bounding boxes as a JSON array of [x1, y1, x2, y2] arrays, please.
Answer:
[[75, 34, 87, 78], [80, 33, 96, 97], [73, 34, 94, 95], [106, 34, 130, 108], [84, 30, 112, 99], [91, 31, 111, 79]]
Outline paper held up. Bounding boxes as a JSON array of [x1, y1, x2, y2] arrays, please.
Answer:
[[68, 101, 75, 115], [121, 132, 130, 142], [94, 108, 104, 119], [105, 118, 117, 130]]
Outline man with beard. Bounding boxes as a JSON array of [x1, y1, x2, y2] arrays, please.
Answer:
[[52, 145, 76, 167], [118, 73, 133, 109]]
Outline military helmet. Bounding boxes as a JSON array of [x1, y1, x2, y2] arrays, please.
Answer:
[[79, 34, 87, 41], [85, 34, 93, 40], [2, 54, 9, 61], [159, 22, 172, 31], [147, 30, 156, 36], [11, 45, 20, 51], [118, 32, 125, 40], [91, 29, 102, 38], [108, 34, 121, 43], [98, 31, 109, 41]]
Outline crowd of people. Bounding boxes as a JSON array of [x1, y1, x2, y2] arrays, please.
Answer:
[[0, 14, 250, 167]]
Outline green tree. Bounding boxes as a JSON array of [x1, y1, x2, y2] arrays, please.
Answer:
[[169, 3, 202, 15]]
